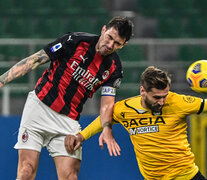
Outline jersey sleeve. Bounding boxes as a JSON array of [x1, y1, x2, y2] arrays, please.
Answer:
[[43, 32, 76, 62], [170, 93, 204, 116], [80, 116, 103, 140], [113, 100, 125, 122]]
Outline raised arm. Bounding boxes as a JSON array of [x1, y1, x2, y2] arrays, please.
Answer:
[[0, 49, 49, 88]]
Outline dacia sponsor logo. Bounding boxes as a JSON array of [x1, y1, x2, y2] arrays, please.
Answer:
[[122, 116, 166, 128], [129, 125, 159, 135], [70, 61, 101, 91]]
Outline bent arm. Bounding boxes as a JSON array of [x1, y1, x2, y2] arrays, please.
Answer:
[[0, 49, 49, 88]]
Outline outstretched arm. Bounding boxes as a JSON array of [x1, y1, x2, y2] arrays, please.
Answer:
[[64, 116, 119, 155], [0, 49, 49, 88], [65, 116, 103, 154]]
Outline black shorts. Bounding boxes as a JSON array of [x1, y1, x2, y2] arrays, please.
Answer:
[[191, 171, 206, 180]]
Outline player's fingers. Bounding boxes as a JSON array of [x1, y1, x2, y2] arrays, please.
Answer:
[[108, 140, 121, 156], [99, 136, 104, 150], [105, 141, 114, 156], [65, 135, 75, 154], [114, 142, 121, 156], [111, 143, 118, 156], [64, 136, 70, 153], [74, 141, 81, 151]]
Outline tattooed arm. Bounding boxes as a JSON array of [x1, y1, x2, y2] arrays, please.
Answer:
[[0, 49, 49, 88]]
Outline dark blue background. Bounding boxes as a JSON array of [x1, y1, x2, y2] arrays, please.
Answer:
[[0, 115, 143, 180]]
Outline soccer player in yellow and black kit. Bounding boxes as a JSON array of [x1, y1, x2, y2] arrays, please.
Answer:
[[65, 66, 207, 180]]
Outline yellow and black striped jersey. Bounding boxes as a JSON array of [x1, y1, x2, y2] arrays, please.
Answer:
[[113, 91, 205, 180]]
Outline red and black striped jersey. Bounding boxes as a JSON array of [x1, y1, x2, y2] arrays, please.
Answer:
[[35, 32, 123, 120]]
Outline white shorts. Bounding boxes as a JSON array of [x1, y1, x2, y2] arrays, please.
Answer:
[[14, 91, 82, 160]]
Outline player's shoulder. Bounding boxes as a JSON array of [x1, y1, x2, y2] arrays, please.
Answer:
[[115, 96, 141, 111], [113, 96, 142, 120], [60, 32, 99, 44], [166, 91, 201, 106], [70, 32, 98, 41]]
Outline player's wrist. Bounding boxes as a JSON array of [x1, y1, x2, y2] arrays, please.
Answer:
[[102, 122, 112, 129], [77, 133, 85, 141]]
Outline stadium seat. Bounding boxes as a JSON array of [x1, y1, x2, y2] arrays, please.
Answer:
[[7, 18, 38, 38], [0, 45, 28, 61], [37, 18, 67, 38], [68, 18, 95, 34], [165, 0, 198, 17], [194, 0, 207, 14], [71, 0, 108, 16], [186, 17, 207, 38], [156, 17, 186, 38], [0, 19, 6, 38], [178, 45, 206, 61], [0, 0, 14, 12], [72, 0, 103, 10], [16, 0, 45, 14], [118, 45, 145, 61], [93, 16, 111, 35], [136, 0, 165, 17], [44, 0, 69, 9]]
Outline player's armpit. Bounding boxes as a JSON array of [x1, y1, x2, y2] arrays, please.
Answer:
[[0, 49, 49, 87]]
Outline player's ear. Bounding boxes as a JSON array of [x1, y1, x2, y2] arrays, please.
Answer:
[[140, 86, 145, 96], [101, 25, 107, 34]]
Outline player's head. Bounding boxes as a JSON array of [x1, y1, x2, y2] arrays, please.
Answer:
[[140, 66, 171, 114], [96, 17, 133, 56], [105, 17, 133, 43]]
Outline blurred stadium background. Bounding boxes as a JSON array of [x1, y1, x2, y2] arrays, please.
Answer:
[[0, 0, 206, 179]]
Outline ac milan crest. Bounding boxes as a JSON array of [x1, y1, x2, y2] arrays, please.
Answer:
[[102, 70, 109, 80], [22, 130, 29, 143]]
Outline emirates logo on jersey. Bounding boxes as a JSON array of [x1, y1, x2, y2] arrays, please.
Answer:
[[71, 61, 102, 91], [102, 70, 109, 80]]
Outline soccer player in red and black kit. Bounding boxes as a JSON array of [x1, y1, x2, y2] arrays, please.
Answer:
[[0, 17, 133, 179]]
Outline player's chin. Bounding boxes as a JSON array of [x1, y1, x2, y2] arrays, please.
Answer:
[[99, 48, 113, 56], [99, 51, 111, 56]]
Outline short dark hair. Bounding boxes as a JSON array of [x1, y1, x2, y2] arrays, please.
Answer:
[[106, 17, 133, 42], [141, 66, 171, 92]]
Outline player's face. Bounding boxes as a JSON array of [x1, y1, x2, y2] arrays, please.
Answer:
[[96, 25, 126, 56], [141, 86, 170, 113]]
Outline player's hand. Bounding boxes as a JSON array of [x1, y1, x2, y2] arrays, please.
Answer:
[[64, 133, 84, 154], [99, 126, 121, 156]]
